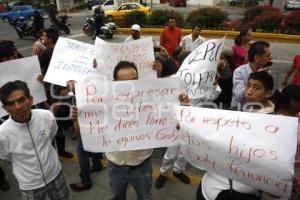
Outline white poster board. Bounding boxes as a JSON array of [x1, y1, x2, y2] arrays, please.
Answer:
[[43, 37, 97, 86], [174, 106, 298, 197], [75, 75, 181, 152], [176, 38, 224, 99], [0, 56, 46, 117], [95, 37, 156, 80]]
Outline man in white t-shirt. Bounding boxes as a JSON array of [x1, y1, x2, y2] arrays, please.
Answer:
[[180, 24, 205, 52], [124, 24, 142, 42], [0, 80, 69, 200]]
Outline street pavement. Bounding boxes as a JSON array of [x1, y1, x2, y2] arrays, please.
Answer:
[[0, 4, 299, 200]]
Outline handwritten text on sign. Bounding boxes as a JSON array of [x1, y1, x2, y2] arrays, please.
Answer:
[[174, 106, 298, 197], [95, 37, 156, 80], [43, 37, 97, 86], [176, 38, 224, 99], [75, 75, 181, 152], [0, 56, 46, 117]]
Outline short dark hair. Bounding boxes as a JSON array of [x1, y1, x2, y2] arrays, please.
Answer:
[[273, 84, 300, 112], [248, 41, 270, 63], [0, 80, 30, 105], [248, 71, 273, 91], [113, 61, 138, 80], [44, 28, 59, 44], [168, 16, 176, 21], [0, 41, 16, 62], [192, 24, 201, 30]]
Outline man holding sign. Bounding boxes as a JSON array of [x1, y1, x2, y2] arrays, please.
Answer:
[[72, 60, 188, 200]]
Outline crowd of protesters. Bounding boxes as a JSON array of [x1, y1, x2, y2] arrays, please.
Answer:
[[0, 14, 300, 200]]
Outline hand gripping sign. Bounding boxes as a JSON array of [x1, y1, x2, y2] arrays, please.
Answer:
[[75, 74, 182, 152], [176, 37, 225, 99]]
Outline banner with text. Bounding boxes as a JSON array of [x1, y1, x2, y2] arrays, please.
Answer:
[[44, 37, 97, 86], [95, 37, 156, 80], [0, 56, 46, 117], [176, 38, 224, 99], [75, 75, 181, 152], [174, 106, 297, 197]]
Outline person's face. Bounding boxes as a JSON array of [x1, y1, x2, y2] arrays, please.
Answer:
[[243, 30, 252, 43], [131, 30, 140, 40], [3, 90, 33, 123], [41, 32, 52, 48], [192, 27, 200, 38], [116, 67, 138, 81], [168, 18, 176, 29], [244, 79, 271, 104], [255, 47, 272, 68]]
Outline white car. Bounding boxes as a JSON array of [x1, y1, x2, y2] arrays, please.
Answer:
[[92, 0, 116, 11], [285, 0, 300, 10]]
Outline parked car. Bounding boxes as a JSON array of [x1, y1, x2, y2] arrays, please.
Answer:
[[92, 0, 115, 11], [0, 5, 45, 22], [285, 0, 300, 10], [105, 3, 151, 21], [169, 0, 186, 7]]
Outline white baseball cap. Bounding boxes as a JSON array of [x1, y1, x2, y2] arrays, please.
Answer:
[[131, 24, 141, 32]]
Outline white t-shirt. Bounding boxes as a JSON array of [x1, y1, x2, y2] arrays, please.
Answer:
[[0, 109, 61, 190], [180, 34, 205, 52], [202, 172, 259, 200]]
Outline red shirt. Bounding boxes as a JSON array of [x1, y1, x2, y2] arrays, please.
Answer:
[[293, 54, 300, 85], [160, 27, 181, 56]]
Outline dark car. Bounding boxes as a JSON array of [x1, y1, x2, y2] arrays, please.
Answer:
[[169, 0, 186, 7]]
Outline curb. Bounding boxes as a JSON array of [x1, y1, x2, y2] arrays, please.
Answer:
[[117, 28, 300, 43]]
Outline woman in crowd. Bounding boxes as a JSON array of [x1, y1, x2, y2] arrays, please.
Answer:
[[282, 54, 300, 86], [214, 47, 235, 109], [232, 27, 252, 69], [32, 29, 46, 57]]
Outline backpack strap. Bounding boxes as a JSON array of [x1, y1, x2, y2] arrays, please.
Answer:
[[229, 179, 233, 195]]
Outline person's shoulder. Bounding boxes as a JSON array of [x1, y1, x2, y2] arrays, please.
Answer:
[[33, 109, 54, 118], [233, 63, 249, 78], [294, 54, 300, 60], [183, 34, 191, 39], [0, 118, 12, 137]]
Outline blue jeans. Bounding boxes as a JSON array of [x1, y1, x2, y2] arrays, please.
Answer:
[[108, 158, 153, 200], [77, 136, 102, 186]]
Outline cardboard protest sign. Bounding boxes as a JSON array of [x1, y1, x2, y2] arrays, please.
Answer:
[[43, 37, 97, 86], [176, 38, 225, 99], [0, 56, 46, 117], [95, 37, 156, 80], [174, 106, 298, 197], [75, 74, 181, 152]]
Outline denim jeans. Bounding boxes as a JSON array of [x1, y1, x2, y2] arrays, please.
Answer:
[[77, 136, 102, 186], [108, 158, 153, 200]]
